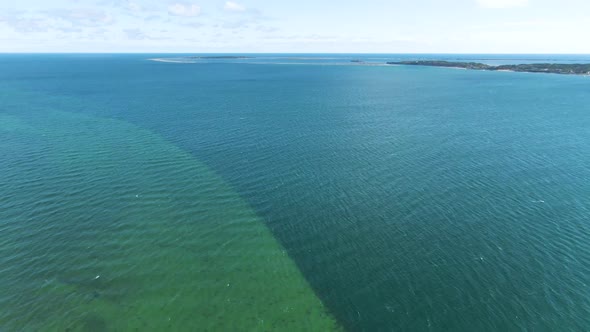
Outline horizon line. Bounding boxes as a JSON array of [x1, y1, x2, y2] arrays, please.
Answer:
[[1, 52, 590, 55]]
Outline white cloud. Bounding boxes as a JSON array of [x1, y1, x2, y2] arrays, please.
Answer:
[[477, 0, 529, 8], [127, 1, 142, 12], [168, 3, 201, 17], [0, 15, 51, 33], [49, 9, 114, 27], [224, 1, 246, 12], [124, 28, 149, 39], [124, 28, 169, 40]]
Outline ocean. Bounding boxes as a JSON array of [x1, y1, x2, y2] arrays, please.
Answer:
[[1, 54, 589, 331]]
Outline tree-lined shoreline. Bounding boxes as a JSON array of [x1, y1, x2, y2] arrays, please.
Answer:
[[388, 60, 590, 75]]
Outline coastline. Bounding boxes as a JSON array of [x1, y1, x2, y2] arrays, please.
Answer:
[[387, 60, 590, 76], [147, 58, 197, 63]]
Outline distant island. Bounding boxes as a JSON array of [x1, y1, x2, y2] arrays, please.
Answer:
[[186, 56, 253, 59], [387, 61, 590, 75]]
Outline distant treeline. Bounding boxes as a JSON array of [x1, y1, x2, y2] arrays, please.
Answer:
[[388, 61, 590, 75]]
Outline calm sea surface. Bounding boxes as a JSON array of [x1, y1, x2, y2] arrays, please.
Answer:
[[1, 54, 590, 331]]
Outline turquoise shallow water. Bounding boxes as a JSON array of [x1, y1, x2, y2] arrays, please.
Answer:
[[1, 54, 590, 331]]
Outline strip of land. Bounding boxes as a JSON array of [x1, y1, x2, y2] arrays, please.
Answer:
[[186, 56, 253, 59], [387, 61, 590, 75]]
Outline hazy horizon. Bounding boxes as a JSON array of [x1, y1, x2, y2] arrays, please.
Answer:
[[2, 52, 590, 55]]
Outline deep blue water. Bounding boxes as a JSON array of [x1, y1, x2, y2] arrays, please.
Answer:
[[1, 54, 590, 331]]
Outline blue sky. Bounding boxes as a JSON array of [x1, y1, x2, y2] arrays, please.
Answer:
[[0, 0, 588, 53]]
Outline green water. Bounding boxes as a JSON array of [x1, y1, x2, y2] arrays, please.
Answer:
[[0, 89, 338, 331]]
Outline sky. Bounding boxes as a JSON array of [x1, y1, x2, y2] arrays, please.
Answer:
[[0, 0, 589, 53]]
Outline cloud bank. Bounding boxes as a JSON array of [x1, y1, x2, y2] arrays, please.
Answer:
[[224, 1, 246, 12], [477, 0, 529, 8], [168, 3, 201, 17]]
